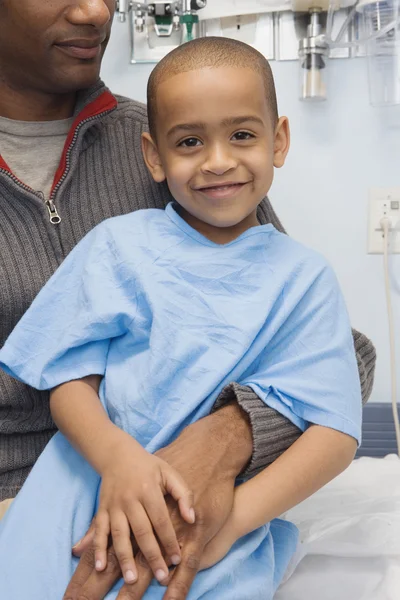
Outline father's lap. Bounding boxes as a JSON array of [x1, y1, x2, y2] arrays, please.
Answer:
[[0, 498, 13, 520]]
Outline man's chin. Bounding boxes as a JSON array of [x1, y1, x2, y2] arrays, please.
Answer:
[[50, 69, 102, 95]]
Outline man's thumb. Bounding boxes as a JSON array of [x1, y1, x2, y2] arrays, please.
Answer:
[[72, 519, 96, 557]]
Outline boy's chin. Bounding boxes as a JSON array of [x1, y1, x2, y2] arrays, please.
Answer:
[[204, 212, 256, 230], [207, 219, 245, 229]]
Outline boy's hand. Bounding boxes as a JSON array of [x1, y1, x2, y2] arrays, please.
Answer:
[[65, 402, 252, 600], [68, 475, 235, 600], [95, 437, 195, 586]]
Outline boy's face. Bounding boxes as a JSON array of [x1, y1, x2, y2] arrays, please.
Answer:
[[143, 66, 290, 238]]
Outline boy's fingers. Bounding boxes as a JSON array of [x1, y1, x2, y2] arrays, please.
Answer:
[[163, 467, 195, 525], [72, 518, 96, 557], [144, 490, 182, 566], [93, 509, 111, 572], [110, 511, 138, 584], [128, 504, 169, 584]]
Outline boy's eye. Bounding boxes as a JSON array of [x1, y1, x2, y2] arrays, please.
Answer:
[[232, 131, 255, 141], [178, 137, 202, 148]]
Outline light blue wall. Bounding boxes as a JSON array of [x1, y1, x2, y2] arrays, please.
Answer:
[[101, 21, 400, 404]]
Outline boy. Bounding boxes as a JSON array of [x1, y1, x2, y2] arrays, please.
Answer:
[[0, 37, 360, 599]]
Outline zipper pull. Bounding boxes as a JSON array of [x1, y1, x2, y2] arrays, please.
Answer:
[[45, 199, 62, 225]]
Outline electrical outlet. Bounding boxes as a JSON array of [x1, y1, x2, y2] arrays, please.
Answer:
[[368, 187, 400, 254]]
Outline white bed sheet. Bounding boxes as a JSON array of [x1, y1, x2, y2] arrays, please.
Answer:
[[275, 456, 400, 600]]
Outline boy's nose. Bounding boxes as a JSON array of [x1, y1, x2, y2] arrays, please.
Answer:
[[201, 145, 238, 176], [66, 1, 113, 29]]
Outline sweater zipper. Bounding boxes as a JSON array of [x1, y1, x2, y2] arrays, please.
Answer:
[[48, 109, 114, 218], [46, 199, 62, 224], [35, 192, 62, 225], [0, 173, 62, 225], [0, 108, 115, 226]]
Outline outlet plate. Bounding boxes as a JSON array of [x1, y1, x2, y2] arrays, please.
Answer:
[[368, 187, 400, 254]]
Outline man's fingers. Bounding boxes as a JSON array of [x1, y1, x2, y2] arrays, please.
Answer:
[[72, 519, 96, 557], [162, 542, 203, 600], [63, 547, 95, 600], [63, 545, 122, 600], [116, 552, 153, 600]]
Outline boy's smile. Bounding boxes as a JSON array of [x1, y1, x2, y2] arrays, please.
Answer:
[[143, 66, 290, 244]]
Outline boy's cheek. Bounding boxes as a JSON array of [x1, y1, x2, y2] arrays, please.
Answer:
[[165, 164, 195, 189]]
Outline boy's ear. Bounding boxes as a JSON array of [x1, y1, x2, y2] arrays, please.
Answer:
[[141, 132, 166, 182], [273, 116, 290, 168]]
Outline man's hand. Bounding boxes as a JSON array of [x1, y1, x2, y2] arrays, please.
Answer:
[[63, 402, 252, 600], [153, 403, 252, 600]]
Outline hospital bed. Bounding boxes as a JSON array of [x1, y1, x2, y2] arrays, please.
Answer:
[[276, 403, 400, 600]]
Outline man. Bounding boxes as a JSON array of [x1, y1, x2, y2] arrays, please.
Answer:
[[0, 1, 375, 599]]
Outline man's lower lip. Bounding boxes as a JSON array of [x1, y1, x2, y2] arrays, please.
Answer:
[[195, 184, 247, 199], [55, 45, 101, 60]]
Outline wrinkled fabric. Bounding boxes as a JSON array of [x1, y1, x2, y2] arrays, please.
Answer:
[[276, 456, 400, 600], [0, 203, 361, 598]]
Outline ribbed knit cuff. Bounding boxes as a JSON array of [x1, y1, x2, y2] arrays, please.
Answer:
[[352, 328, 376, 405], [213, 330, 376, 479]]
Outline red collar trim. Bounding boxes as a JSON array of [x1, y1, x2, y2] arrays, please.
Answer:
[[0, 90, 117, 194], [0, 156, 12, 174], [50, 90, 117, 195]]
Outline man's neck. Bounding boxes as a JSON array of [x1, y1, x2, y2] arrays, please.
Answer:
[[0, 82, 76, 122]]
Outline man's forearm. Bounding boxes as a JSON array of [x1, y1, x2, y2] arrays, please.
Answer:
[[214, 382, 302, 478], [207, 402, 253, 477]]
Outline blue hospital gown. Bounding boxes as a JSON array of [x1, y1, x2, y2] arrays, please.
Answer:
[[0, 203, 362, 599]]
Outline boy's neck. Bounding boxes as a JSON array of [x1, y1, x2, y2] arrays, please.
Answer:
[[178, 208, 260, 245]]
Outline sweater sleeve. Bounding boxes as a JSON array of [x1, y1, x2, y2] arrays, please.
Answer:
[[211, 197, 377, 479]]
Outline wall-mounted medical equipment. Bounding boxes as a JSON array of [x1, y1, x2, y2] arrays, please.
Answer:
[[303, 0, 400, 104], [116, 1, 207, 62], [298, 9, 329, 101], [115, 0, 400, 107], [358, 0, 400, 105]]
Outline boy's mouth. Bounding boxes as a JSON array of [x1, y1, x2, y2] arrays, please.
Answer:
[[194, 182, 249, 200]]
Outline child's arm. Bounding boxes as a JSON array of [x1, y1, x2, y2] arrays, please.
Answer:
[[200, 425, 356, 570], [50, 378, 195, 585]]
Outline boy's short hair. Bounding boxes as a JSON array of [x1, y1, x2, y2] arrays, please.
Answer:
[[147, 36, 279, 140]]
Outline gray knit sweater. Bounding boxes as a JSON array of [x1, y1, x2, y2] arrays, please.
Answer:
[[0, 81, 376, 500]]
